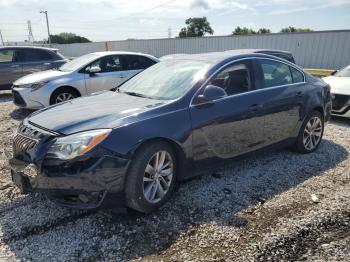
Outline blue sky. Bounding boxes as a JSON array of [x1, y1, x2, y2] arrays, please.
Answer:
[[0, 0, 349, 42]]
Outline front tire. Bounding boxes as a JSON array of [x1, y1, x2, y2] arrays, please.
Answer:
[[125, 141, 177, 213], [294, 110, 324, 153], [50, 87, 79, 105]]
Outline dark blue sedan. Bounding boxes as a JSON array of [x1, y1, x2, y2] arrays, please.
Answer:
[[10, 50, 332, 213]]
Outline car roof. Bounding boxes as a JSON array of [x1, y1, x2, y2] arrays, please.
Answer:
[[90, 51, 159, 61], [165, 49, 292, 64], [0, 46, 59, 52]]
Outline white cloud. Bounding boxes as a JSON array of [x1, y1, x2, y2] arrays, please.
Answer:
[[190, 0, 210, 9]]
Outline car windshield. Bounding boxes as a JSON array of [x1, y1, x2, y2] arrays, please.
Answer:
[[335, 66, 350, 77], [119, 60, 210, 100], [59, 53, 100, 72]]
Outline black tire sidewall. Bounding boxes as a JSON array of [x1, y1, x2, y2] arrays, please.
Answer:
[[125, 142, 177, 213], [295, 110, 324, 153]]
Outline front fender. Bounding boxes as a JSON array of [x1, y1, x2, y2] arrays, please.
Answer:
[[100, 107, 193, 166]]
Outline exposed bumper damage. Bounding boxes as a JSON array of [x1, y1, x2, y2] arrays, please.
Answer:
[[10, 154, 129, 209], [9, 121, 130, 210]]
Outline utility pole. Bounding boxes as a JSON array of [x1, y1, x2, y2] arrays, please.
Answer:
[[27, 20, 35, 44], [40, 10, 51, 46], [0, 30, 4, 46]]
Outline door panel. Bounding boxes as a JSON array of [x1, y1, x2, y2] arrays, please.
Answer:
[[190, 92, 267, 164], [259, 85, 303, 143], [85, 71, 124, 94]]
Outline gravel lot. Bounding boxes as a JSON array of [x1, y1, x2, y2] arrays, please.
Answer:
[[0, 90, 349, 261]]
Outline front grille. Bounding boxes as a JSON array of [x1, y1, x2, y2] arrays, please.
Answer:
[[332, 94, 350, 113], [12, 90, 26, 107], [13, 134, 37, 156], [12, 123, 48, 156], [17, 123, 46, 140]]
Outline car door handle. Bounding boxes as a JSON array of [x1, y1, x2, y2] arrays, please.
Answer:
[[250, 104, 263, 112], [296, 91, 303, 97], [119, 74, 125, 78], [43, 62, 51, 66], [10, 65, 20, 68]]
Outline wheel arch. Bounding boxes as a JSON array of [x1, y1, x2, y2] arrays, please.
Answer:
[[312, 106, 324, 117], [49, 86, 82, 105], [131, 137, 188, 181]]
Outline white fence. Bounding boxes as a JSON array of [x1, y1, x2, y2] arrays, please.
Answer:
[[53, 30, 350, 69]]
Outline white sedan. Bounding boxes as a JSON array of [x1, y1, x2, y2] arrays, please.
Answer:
[[12, 51, 159, 109], [323, 65, 350, 118]]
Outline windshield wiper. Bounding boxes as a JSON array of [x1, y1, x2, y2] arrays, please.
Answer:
[[121, 91, 150, 98]]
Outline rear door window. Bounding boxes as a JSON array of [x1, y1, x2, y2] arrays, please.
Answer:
[[17, 49, 53, 62], [290, 66, 304, 83], [259, 59, 293, 88], [0, 50, 15, 63], [122, 55, 156, 70]]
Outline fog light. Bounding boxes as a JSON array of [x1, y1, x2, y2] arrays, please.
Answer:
[[78, 194, 89, 203]]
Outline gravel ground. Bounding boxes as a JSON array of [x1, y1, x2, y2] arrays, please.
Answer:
[[0, 90, 349, 261]]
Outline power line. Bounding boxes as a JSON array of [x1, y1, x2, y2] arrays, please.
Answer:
[[127, 0, 177, 17], [59, 0, 178, 24]]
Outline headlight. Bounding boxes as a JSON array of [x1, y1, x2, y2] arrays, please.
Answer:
[[47, 129, 111, 160], [31, 81, 49, 91]]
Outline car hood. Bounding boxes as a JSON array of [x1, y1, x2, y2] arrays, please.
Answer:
[[323, 76, 350, 95], [14, 69, 71, 85], [28, 91, 168, 135]]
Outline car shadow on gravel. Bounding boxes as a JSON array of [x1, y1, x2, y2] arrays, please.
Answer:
[[9, 108, 34, 121], [0, 139, 348, 261], [330, 116, 350, 127]]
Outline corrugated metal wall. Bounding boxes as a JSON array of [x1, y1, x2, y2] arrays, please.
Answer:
[[54, 30, 350, 69]]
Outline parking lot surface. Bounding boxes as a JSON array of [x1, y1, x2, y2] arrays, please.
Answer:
[[0, 90, 349, 261]]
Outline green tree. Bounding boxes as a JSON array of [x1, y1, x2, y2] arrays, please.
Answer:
[[179, 17, 214, 38], [280, 26, 312, 33], [49, 32, 91, 44], [232, 26, 256, 35], [257, 28, 271, 34]]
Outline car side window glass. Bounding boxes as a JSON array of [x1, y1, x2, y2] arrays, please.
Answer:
[[18, 49, 52, 62], [290, 66, 304, 83], [18, 49, 53, 62], [103, 55, 122, 72], [86, 55, 123, 73], [207, 61, 253, 96], [0, 50, 15, 63], [260, 59, 292, 88], [123, 55, 155, 70]]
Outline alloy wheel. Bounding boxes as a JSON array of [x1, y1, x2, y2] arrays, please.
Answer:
[[143, 150, 174, 203], [303, 116, 323, 151], [55, 93, 75, 103]]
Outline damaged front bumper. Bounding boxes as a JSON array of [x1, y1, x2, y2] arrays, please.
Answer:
[[9, 144, 130, 210]]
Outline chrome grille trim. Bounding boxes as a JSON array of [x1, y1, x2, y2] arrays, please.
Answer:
[[13, 133, 37, 156]]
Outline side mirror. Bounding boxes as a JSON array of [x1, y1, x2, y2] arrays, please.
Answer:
[[197, 85, 227, 103], [330, 70, 338, 76], [87, 66, 101, 74]]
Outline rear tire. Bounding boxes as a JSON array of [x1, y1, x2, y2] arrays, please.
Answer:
[[125, 141, 177, 213], [294, 110, 324, 153], [50, 87, 79, 105]]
